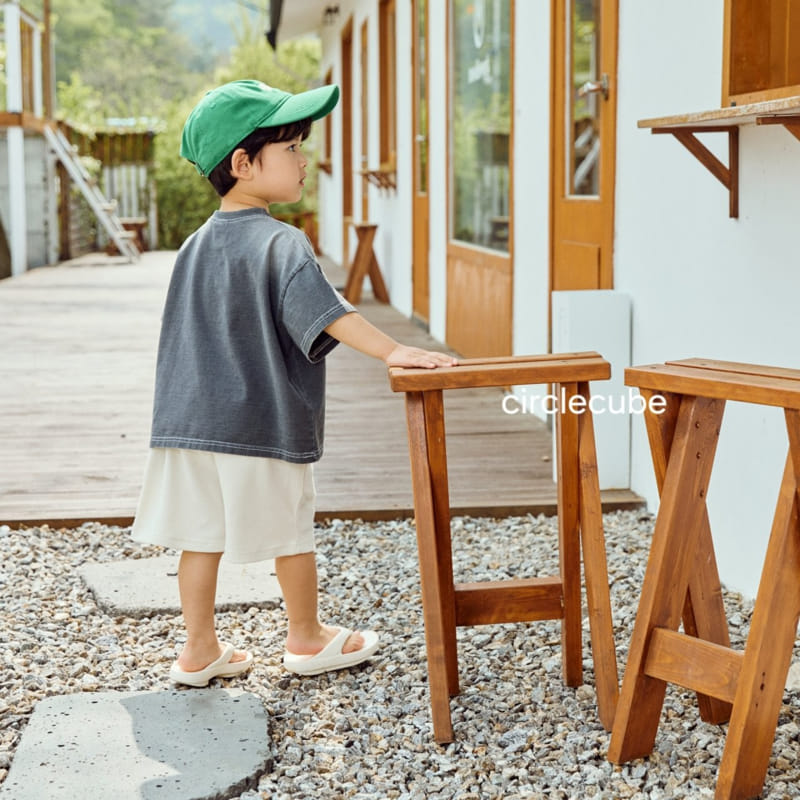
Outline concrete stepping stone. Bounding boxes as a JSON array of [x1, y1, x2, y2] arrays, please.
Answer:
[[79, 555, 282, 617], [0, 689, 271, 800]]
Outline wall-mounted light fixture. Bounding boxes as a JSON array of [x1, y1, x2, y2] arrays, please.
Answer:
[[323, 5, 340, 25]]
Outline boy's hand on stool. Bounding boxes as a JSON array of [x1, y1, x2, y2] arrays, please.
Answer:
[[385, 344, 458, 370], [325, 311, 457, 369]]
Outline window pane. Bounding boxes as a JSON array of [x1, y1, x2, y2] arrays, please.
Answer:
[[416, 0, 428, 194], [450, 0, 511, 252], [569, 0, 601, 196], [727, 0, 800, 101]]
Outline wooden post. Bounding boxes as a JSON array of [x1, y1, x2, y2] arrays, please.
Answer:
[[31, 19, 42, 117], [5, 1, 28, 276], [42, 0, 53, 120]]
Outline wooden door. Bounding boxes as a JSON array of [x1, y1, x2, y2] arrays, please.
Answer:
[[412, 0, 430, 321], [341, 19, 354, 267], [551, 0, 618, 291], [360, 20, 370, 222], [445, 0, 514, 357]]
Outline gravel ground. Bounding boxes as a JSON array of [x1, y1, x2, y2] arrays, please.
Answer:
[[1, 511, 799, 799]]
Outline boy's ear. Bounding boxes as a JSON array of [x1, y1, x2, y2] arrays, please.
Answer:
[[229, 148, 252, 179]]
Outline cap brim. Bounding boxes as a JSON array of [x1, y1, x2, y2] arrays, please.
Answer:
[[265, 84, 340, 127]]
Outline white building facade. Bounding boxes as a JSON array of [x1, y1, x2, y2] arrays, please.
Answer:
[[280, 0, 800, 599]]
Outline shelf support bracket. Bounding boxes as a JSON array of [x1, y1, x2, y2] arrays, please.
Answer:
[[652, 126, 739, 218], [755, 114, 800, 144]]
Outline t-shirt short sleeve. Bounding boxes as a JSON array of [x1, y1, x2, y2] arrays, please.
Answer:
[[280, 260, 355, 363]]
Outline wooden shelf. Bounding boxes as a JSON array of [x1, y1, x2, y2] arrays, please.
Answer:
[[638, 95, 800, 130], [638, 96, 800, 219], [359, 166, 397, 191]]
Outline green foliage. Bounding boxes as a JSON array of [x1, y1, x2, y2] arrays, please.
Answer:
[[50, 0, 204, 122], [55, 73, 109, 131], [44, 0, 324, 248], [153, 100, 219, 250]]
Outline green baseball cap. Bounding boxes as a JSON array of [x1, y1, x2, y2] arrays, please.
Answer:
[[181, 79, 340, 176]]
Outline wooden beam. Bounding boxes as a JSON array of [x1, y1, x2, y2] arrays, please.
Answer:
[[454, 578, 563, 626], [756, 114, 800, 143], [0, 111, 47, 133], [652, 126, 739, 218], [644, 627, 743, 704]]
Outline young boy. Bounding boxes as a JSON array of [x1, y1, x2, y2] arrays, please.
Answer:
[[131, 80, 456, 686]]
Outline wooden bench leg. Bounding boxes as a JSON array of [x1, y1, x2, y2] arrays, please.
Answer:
[[367, 252, 390, 304], [576, 382, 619, 731], [343, 226, 377, 304], [422, 390, 459, 697], [641, 389, 733, 725], [405, 391, 457, 743], [608, 395, 725, 763], [716, 443, 800, 799], [557, 383, 583, 688]]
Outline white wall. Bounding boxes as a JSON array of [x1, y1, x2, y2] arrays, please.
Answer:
[[615, 0, 800, 597], [318, 0, 553, 350], [317, 0, 415, 317], [511, 0, 551, 357], [315, 0, 800, 598], [426, 0, 449, 343], [0, 133, 57, 270]]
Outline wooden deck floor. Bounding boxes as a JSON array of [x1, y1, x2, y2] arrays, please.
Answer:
[[0, 251, 641, 527]]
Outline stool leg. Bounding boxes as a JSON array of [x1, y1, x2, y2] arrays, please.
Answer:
[[557, 383, 582, 687], [405, 391, 456, 743], [367, 252, 391, 304], [576, 383, 619, 731], [423, 390, 459, 697], [608, 395, 725, 763], [641, 389, 733, 725], [343, 226, 377, 304], [716, 447, 800, 800], [682, 529, 733, 725]]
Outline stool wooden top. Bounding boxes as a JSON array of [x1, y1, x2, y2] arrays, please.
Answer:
[[389, 351, 610, 392], [625, 358, 800, 409]]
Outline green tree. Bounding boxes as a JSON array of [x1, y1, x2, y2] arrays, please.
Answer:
[[154, 99, 219, 250], [40, 0, 324, 248], [47, 0, 204, 122]]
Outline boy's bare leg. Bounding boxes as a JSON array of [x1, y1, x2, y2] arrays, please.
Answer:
[[176, 551, 249, 671], [275, 551, 365, 655]]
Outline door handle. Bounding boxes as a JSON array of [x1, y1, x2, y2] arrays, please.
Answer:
[[578, 73, 609, 100]]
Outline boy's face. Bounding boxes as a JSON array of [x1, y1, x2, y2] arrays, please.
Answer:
[[248, 136, 308, 206]]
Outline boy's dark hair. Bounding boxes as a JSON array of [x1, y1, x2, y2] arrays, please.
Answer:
[[208, 117, 313, 196]]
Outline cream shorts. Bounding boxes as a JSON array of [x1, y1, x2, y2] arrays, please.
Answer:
[[131, 448, 316, 563]]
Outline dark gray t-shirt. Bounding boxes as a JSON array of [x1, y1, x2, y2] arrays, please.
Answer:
[[150, 208, 354, 462]]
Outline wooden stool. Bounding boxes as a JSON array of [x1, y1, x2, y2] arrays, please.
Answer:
[[609, 358, 800, 800], [119, 217, 147, 251], [272, 210, 320, 254], [389, 352, 620, 743], [343, 222, 390, 305]]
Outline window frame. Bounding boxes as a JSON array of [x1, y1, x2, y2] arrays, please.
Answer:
[[379, 0, 397, 169], [722, 0, 800, 106], [319, 67, 333, 174]]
